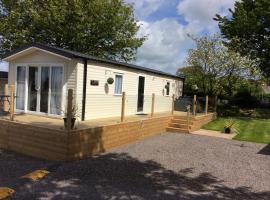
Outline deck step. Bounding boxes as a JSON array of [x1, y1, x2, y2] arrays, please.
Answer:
[[171, 119, 187, 123], [171, 119, 193, 124], [173, 116, 188, 120], [169, 123, 188, 128], [166, 127, 189, 133]]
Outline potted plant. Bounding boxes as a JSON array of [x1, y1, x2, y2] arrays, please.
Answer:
[[107, 77, 114, 85], [62, 105, 79, 129], [224, 118, 238, 134]]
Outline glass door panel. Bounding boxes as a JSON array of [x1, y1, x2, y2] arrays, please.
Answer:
[[40, 67, 50, 113], [50, 67, 63, 115], [28, 66, 38, 112], [16, 66, 26, 110]]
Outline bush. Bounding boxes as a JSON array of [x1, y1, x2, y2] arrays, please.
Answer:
[[217, 104, 240, 117]]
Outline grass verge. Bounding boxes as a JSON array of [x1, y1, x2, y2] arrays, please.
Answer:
[[202, 117, 270, 144]]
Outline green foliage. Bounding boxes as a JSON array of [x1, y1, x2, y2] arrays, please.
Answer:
[[215, 0, 270, 76], [224, 118, 239, 134], [203, 117, 270, 144], [178, 35, 260, 97], [0, 0, 145, 61], [107, 77, 114, 85]]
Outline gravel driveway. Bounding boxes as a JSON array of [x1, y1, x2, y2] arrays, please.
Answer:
[[1, 133, 270, 200]]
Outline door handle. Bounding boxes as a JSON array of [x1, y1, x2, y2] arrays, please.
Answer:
[[35, 86, 40, 91]]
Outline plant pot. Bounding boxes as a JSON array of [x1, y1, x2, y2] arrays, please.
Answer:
[[107, 77, 114, 85], [64, 118, 76, 129], [224, 127, 231, 134]]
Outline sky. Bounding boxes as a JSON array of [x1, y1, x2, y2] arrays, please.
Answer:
[[0, 0, 235, 73], [126, 0, 236, 74]]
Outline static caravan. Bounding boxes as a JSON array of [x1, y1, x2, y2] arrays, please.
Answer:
[[3, 44, 184, 121]]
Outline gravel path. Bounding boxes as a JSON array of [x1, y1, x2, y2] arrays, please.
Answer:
[[1, 133, 270, 200]]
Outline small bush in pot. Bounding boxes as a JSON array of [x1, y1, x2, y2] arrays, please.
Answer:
[[224, 118, 239, 134], [62, 105, 79, 129], [107, 77, 114, 85]]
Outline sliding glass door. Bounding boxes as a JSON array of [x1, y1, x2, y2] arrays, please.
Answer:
[[50, 67, 63, 115], [16, 65, 63, 115], [40, 67, 50, 113], [28, 66, 39, 112]]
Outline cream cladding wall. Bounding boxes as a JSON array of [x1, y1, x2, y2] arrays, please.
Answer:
[[76, 61, 183, 120]]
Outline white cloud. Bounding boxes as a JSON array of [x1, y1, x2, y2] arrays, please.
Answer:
[[177, 0, 235, 34], [125, 0, 166, 18], [135, 19, 193, 73], [126, 0, 236, 73]]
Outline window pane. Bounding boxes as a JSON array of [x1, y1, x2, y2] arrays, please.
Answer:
[[166, 82, 170, 96], [28, 66, 38, 111], [40, 67, 50, 113], [50, 67, 63, 115], [16, 66, 26, 110], [114, 75, 123, 94]]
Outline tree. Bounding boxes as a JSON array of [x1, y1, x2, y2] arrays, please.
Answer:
[[214, 0, 270, 76], [0, 0, 145, 62], [178, 35, 259, 97], [177, 65, 204, 95]]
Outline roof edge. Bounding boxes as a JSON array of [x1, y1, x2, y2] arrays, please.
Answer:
[[2, 43, 185, 80]]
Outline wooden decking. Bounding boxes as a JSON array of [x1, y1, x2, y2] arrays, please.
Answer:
[[0, 111, 187, 130], [0, 111, 216, 161]]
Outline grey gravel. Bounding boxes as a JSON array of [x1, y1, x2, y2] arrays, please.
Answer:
[[1, 133, 270, 200]]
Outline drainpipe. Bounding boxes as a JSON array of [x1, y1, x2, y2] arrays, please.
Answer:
[[81, 59, 87, 121]]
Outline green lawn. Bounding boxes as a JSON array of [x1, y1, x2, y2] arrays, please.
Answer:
[[202, 117, 270, 144]]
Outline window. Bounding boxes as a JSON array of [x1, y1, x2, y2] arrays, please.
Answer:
[[114, 74, 123, 94], [16, 66, 26, 110], [166, 82, 170, 96]]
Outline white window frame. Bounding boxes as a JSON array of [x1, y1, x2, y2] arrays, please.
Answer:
[[114, 73, 123, 95], [165, 81, 170, 97]]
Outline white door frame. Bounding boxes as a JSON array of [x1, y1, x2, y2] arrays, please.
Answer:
[[136, 74, 146, 114], [15, 63, 65, 117]]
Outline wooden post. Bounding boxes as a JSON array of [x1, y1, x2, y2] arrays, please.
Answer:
[[171, 94, 175, 115], [4, 84, 9, 112], [10, 85, 15, 121], [121, 92, 126, 122], [66, 89, 73, 131], [187, 105, 191, 133], [205, 95, 208, 115], [193, 95, 197, 116], [214, 96, 218, 113], [151, 93, 155, 117]]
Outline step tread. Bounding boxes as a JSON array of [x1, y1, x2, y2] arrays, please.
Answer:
[[169, 123, 189, 127], [166, 127, 189, 132]]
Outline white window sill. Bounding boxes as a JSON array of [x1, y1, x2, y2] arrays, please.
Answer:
[[113, 93, 122, 96]]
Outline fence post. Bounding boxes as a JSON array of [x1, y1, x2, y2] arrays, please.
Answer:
[[121, 92, 126, 122], [193, 95, 197, 116], [187, 105, 191, 133], [205, 95, 208, 115], [171, 94, 175, 115], [66, 89, 73, 131], [4, 84, 9, 112], [10, 85, 15, 121], [151, 93, 155, 117], [214, 96, 218, 113]]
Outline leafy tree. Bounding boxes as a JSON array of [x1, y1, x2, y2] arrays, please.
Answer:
[[178, 35, 260, 97], [177, 65, 204, 95], [0, 0, 145, 62], [214, 0, 270, 76]]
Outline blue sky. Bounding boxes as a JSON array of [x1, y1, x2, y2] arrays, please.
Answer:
[[0, 0, 235, 74]]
